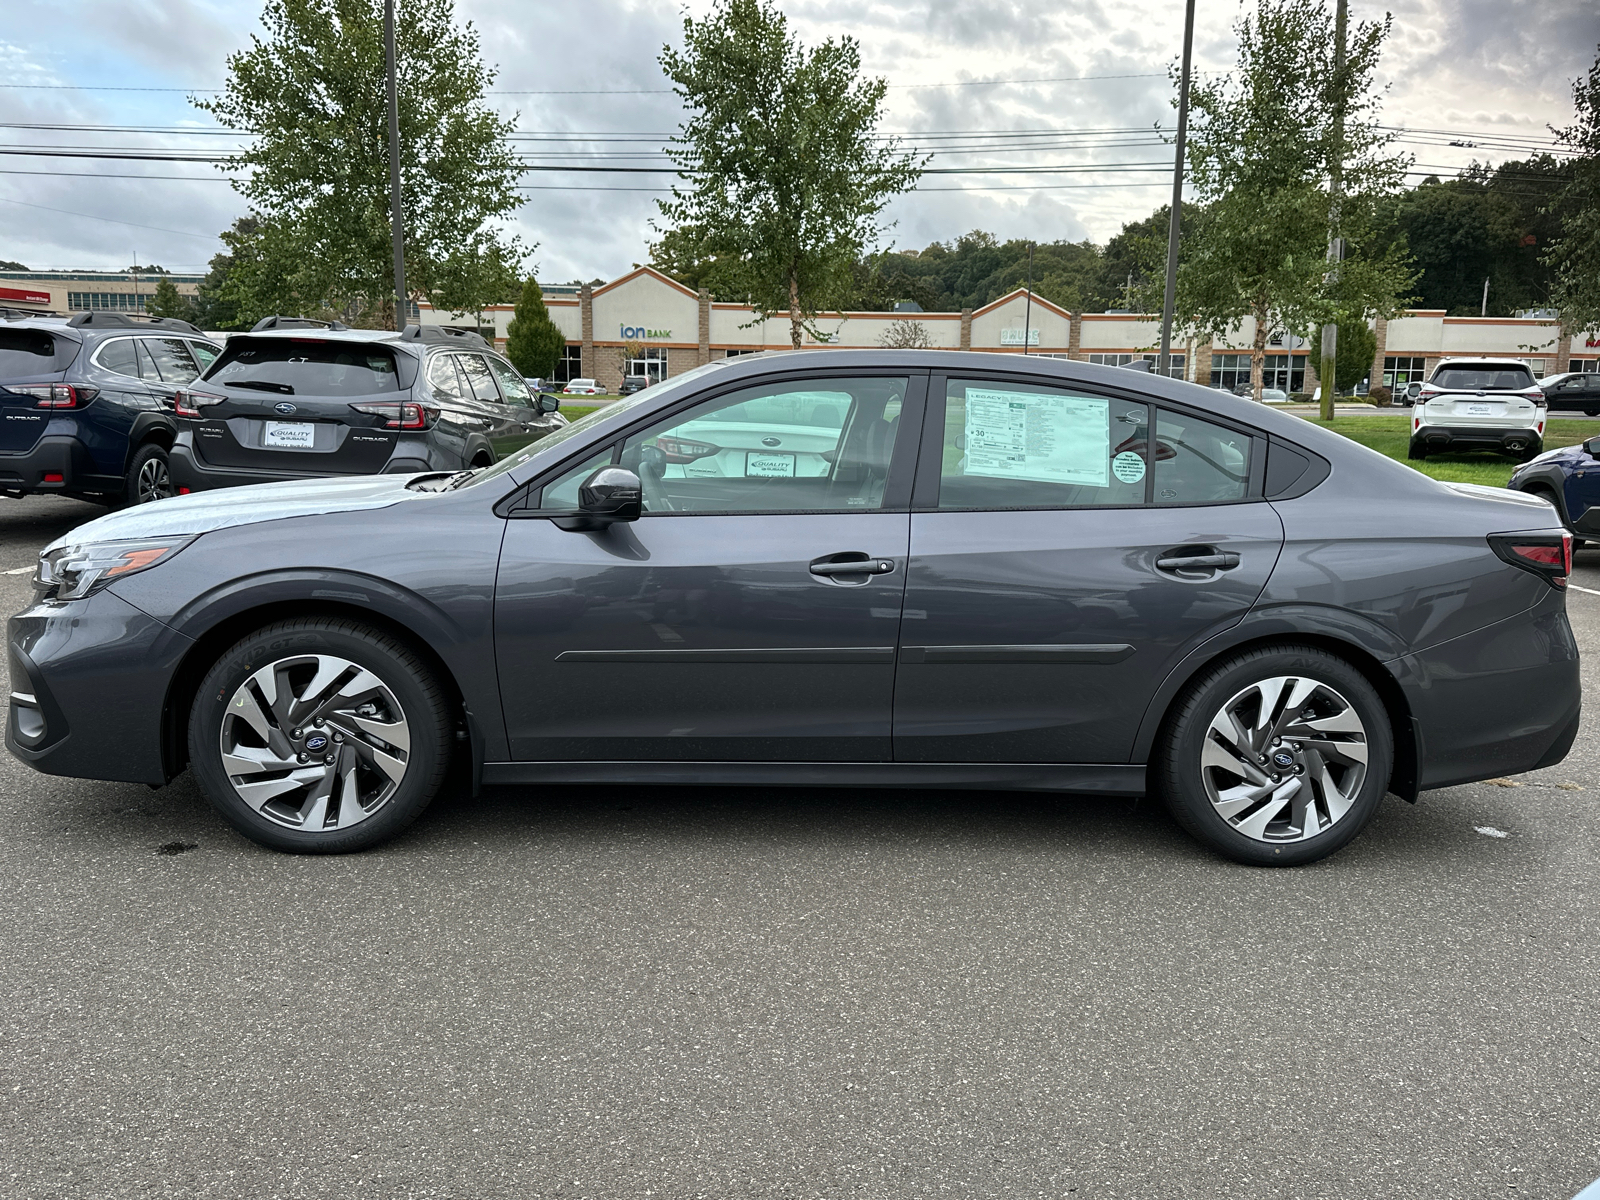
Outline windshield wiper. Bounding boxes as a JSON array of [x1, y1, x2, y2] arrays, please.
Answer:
[[225, 380, 295, 394], [445, 467, 482, 490]]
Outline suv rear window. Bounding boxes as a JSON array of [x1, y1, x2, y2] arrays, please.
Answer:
[[1432, 365, 1534, 391], [204, 338, 401, 396], [0, 329, 77, 377]]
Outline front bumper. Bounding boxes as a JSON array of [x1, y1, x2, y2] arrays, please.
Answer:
[[0, 434, 123, 497], [169, 439, 434, 494], [1412, 425, 1543, 453], [7, 590, 192, 785], [1390, 587, 1581, 790]]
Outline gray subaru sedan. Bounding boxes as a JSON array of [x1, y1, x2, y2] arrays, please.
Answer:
[[6, 351, 1580, 865]]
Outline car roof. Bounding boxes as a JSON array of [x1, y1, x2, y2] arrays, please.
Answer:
[[1434, 357, 1535, 369]]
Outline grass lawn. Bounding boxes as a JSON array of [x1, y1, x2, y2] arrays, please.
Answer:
[[558, 403, 599, 421], [1286, 412, 1593, 488]]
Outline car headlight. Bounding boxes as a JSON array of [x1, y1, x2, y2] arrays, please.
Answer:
[[35, 536, 194, 601]]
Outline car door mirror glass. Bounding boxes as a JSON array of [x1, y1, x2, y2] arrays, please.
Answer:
[[537, 394, 560, 414], [1585, 436, 1600, 457], [552, 467, 641, 531]]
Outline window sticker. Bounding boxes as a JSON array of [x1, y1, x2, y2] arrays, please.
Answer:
[[1111, 450, 1146, 484], [962, 389, 1110, 487]]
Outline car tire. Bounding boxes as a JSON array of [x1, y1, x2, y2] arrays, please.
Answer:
[[1586, 408, 1599, 417], [188, 617, 453, 854], [1407, 439, 1428, 460], [1155, 644, 1394, 867], [127, 442, 175, 506]]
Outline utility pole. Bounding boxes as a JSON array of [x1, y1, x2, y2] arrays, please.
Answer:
[[1022, 241, 1035, 355], [1159, 0, 1197, 380], [1481, 277, 1490, 317], [385, 0, 407, 330], [1318, 0, 1348, 421]]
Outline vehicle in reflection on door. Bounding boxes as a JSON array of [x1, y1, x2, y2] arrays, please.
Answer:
[[8, 350, 1580, 866]]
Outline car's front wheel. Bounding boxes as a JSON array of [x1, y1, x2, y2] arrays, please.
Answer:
[[188, 618, 452, 853], [1156, 645, 1394, 866]]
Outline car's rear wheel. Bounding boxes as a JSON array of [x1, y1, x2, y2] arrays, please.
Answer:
[[1586, 408, 1599, 417], [1156, 645, 1393, 866], [188, 618, 452, 853], [127, 443, 175, 505], [1407, 439, 1428, 460]]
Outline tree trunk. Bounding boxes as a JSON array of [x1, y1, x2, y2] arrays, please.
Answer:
[[1250, 309, 1269, 402], [788, 264, 802, 351]]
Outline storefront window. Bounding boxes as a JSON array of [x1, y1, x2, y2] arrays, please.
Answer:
[[1089, 352, 1184, 378], [553, 344, 582, 383], [627, 345, 668, 383], [1570, 358, 1599, 374], [1383, 356, 1427, 388]]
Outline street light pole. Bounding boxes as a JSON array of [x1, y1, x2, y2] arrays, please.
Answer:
[[1158, 0, 1197, 380], [385, 0, 407, 330], [1022, 241, 1035, 355], [1318, 0, 1348, 420]]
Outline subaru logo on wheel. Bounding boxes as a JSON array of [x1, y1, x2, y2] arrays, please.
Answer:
[[1272, 750, 1294, 769], [274, 401, 297, 415], [304, 734, 328, 752]]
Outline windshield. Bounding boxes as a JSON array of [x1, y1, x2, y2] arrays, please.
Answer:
[[457, 358, 733, 488], [1433, 365, 1534, 391], [205, 337, 401, 396]]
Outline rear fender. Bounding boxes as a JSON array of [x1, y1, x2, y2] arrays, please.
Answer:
[[122, 412, 178, 472]]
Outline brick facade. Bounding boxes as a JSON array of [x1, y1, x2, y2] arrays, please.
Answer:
[[697, 289, 712, 365], [1067, 313, 1082, 359], [579, 283, 594, 381], [959, 308, 972, 350]]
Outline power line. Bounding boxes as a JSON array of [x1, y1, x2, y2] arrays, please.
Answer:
[[0, 195, 223, 239]]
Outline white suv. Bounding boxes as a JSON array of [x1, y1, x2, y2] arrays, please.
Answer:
[[1409, 358, 1547, 461]]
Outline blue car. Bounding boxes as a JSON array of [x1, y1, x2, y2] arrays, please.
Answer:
[[0, 311, 222, 505], [1509, 433, 1600, 543]]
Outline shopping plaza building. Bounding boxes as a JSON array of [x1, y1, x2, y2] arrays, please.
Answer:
[[420, 266, 1600, 393]]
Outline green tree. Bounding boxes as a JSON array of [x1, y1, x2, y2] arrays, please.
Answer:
[[1548, 44, 1600, 337], [198, 0, 524, 328], [657, 0, 924, 349], [145, 278, 195, 322], [504, 276, 566, 379], [1333, 316, 1376, 391], [0, 259, 28, 271], [1173, 0, 1413, 407]]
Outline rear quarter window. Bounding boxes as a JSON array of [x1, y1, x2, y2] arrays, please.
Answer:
[[205, 338, 402, 396], [0, 329, 78, 377], [1433, 365, 1534, 390]]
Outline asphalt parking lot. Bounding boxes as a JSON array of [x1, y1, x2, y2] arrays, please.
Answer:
[[1, 494, 1597, 1200]]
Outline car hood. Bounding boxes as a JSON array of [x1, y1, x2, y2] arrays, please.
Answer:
[[44, 474, 428, 552], [1519, 443, 1593, 470]]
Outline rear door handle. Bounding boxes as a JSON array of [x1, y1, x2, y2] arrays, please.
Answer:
[[810, 554, 896, 577], [1156, 552, 1240, 571]]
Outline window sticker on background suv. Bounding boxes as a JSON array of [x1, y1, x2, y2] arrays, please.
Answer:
[[962, 389, 1110, 487]]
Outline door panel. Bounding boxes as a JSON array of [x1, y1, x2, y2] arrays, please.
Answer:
[[893, 505, 1283, 762], [495, 513, 910, 761]]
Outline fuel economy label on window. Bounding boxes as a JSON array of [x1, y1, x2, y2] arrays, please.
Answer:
[[962, 389, 1110, 487]]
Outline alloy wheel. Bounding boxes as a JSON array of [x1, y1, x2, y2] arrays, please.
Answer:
[[136, 456, 174, 504], [1198, 675, 1370, 843], [218, 654, 411, 832]]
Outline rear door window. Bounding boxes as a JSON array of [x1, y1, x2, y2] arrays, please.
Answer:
[[427, 354, 468, 399], [207, 338, 401, 396], [458, 353, 502, 403], [1154, 410, 1253, 504], [487, 357, 532, 404], [0, 329, 74, 377], [1433, 365, 1534, 390], [141, 337, 200, 384], [936, 378, 1150, 510], [95, 337, 142, 379]]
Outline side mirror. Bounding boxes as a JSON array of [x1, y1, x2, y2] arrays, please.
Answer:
[[1585, 436, 1600, 458], [551, 466, 642, 531], [537, 394, 561, 414]]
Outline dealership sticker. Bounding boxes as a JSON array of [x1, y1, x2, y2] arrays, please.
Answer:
[[1111, 451, 1146, 483]]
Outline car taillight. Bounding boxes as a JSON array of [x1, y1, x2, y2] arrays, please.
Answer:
[[7, 384, 96, 409], [1489, 533, 1572, 589], [349, 400, 435, 429], [174, 389, 226, 418], [655, 435, 719, 463]]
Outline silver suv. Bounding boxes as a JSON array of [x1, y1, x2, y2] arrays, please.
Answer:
[[1409, 358, 1547, 461]]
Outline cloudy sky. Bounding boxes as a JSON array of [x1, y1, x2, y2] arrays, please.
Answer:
[[1, 0, 1595, 283]]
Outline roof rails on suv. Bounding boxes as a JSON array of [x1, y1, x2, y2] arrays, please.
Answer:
[[402, 324, 491, 351], [66, 311, 205, 336], [249, 315, 353, 333], [0, 306, 64, 321]]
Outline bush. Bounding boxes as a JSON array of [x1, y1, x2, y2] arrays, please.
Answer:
[[1288, 392, 1311, 404], [1365, 385, 1393, 407]]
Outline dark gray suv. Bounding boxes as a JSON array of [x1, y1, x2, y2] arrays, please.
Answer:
[[8, 351, 1580, 865], [167, 318, 565, 494]]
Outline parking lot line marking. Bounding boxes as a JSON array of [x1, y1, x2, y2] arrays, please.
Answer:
[[1569, 583, 1600, 596], [3, 566, 32, 575]]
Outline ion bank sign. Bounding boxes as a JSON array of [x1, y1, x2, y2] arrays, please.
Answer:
[[620, 324, 671, 339]]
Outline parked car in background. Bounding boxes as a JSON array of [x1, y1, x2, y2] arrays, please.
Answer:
[[1540, 371, 1600, 416], [1260, 388, 1288, 403], [618, 376, 649, 396], [1408, 358, 1547, 460], [1510, 432, 1600, 545], [0, 311, 221, 505], [11, 351, 1578, 868], [564, 378, 604, 396], [167, 318, 565, 496]]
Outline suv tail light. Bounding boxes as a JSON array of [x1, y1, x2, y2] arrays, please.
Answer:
[[1489, 533, 1572, 589], [349, 400, 436, 429], [656, 435, 720, 463], [174, 389, 226, 418], [6, 384, 97, 409]]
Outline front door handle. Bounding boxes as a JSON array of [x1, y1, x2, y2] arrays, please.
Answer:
[[810, 554, 896, 577], [1156, 551, 1241, 572]]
